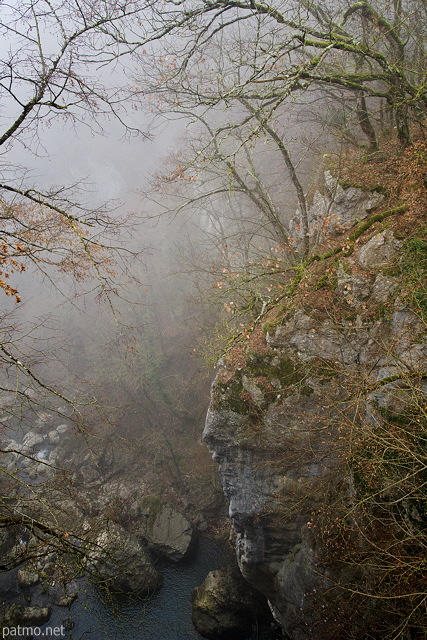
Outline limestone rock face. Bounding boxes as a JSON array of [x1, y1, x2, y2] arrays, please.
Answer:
[[192, 566, 271, 640], [133, 497, 194, 561], [204, 192, 426, 639], [358, 228, 402, 268], [148, 502, 193, 561], [88, 521, 162, 595], [290, 171, 384, 247]]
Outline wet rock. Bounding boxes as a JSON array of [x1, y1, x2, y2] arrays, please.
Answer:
[[192, 566, 271, 640], [193, 513, 208, 532], [35, 553, 57, 577], [17, 570, 40, 588], [2, 604, 52, 629], [55, 592, 78, 607], [88, 521, 162, 595]]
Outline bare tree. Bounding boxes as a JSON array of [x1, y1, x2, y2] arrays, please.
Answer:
[[0, 0, 153, 575]]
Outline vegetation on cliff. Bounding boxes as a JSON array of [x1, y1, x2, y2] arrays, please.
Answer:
[[0, 1, 426, 637], [206, 135, 427, 638]]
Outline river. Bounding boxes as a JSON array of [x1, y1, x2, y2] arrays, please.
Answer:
[[43, 536, 234, 640]]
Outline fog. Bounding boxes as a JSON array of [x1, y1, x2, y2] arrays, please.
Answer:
[[0, 0, 352, 601]]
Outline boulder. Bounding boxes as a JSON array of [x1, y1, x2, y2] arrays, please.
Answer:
[[55, 591, 78, 607], [2, 604, 52, 629], [17, 570, 40, 588], [88, 521, 162, 595], [148, 503, 194, 561], [192, 566, 271, 640], [136, 498, 194, 561]]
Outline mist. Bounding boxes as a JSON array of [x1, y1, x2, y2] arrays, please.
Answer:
[[0, 1, 397, 637]]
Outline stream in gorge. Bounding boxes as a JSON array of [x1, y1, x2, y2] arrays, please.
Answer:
[[39, 537, 234, 640]]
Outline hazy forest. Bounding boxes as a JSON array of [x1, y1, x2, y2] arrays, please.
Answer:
[[0, 1, 426, 639]]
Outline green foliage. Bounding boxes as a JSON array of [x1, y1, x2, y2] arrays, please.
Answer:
[[315, 274, 330, 290], [348, 205, 408, 242], [246, 353, 304, 386]]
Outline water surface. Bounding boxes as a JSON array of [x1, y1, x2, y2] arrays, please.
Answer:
[[46, 536, 233, 640]]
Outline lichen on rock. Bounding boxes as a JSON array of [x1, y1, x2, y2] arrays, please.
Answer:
[[203, 178, 427, 639]]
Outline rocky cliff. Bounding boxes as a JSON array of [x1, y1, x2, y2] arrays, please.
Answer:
[[203, 176, 427, 639]]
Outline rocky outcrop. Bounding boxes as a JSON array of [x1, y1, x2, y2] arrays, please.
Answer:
[[17, 570, 40, 588], [204, 181, 426, 639], [132, 497, 194, 561], [2, 604, 52, 632], [192, 566, 272, 640], [87, 521, 162, 595], [290, 171, 384, 247]]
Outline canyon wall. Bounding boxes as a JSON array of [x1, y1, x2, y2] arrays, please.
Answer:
[[203, 178, 426, 639]]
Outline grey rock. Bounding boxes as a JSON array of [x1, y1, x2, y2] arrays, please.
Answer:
[[35, 462, 49, 476], [242, 375, 265, 405], [47, 430, 61, 445], [33, 412, 55, 433], [73, 460, 101, 485], [290, 171, 384, 249], [193, 513, 208, 532], [135, 499, 194, 561], [36, 553, 57, 576], [358, 229, 402, 269], [4, 451, 19, 473], [192, 566, 271, 640], [205, 286, 426, 639], [22, 431, 44, 452], [149, 503, 193, 561], [88, 521, 162, 595], [48, 450, 59, 465], [2, 604, 52, 629], [268, 310, 384, 366], [17, 570, 40, 588], [336, 262, 372, 305], [372, 273, 398, 303], [55, 592, 78, 607]]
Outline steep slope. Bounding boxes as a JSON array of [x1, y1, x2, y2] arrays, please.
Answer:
[[203, 174, 427, 639]]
